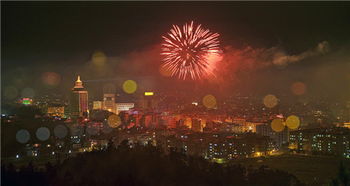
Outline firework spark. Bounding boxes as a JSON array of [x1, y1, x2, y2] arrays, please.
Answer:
[[161, 21, 221, 80]]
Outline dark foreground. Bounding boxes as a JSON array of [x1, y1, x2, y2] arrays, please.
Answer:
[[1, 141, 346, 186]]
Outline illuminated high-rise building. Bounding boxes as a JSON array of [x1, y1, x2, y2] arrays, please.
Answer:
[[93, 101, 103, 110], [191, 118, 202, 132], [70, 76, 89, 118], [185, 117, 192, 129], [162, 115, 177, 129], [139, 91, 158, 111], [103, 93, 116, 113]]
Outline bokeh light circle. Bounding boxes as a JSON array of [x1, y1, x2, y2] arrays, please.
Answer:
[[107, 114, 122, 128], [54, 125, 68, 139], [92, 51, 107, 67], [102, 121, 113, 134], [42, 72, 61, 86], [86, 124, 98, 136], [21, 88, 35, 98], [291, 82, 306, 95], [122, 80, 137, 94], [263, 94, 278, 108], [4, 86, 18, 100], [202, 94, 217, 109], [36, 127, 50, 141], [69, 125, 84, 136], [271, 118, 285, 132], [286, 115, 300, 130], [16, 129, 30, 144]]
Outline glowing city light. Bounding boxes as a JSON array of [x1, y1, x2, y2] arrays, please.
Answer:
[[144, 92, 154, 96], [21, 98, 33, 105]]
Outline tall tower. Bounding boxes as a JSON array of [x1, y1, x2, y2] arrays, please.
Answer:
[[70, 76, 89, 119]]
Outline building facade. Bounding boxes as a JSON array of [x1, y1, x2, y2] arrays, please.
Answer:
[[289, 127, 350, 158], [93, 101, 103, 110], [116, 103, 135, 114], [47, 105, 65, 118], [103, 94, 116, 113], [256, 123, 289, 148], [70, 76, 89, 119]]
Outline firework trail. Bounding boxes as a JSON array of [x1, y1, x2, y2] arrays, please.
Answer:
[[161, 21, 221, 80]]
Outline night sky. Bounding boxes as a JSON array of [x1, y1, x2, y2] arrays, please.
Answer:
[[2, 2, 350, 103]]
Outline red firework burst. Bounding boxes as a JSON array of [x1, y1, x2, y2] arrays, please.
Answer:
[[161, 21, 221, 80]]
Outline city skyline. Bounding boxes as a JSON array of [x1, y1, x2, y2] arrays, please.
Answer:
[[2, 2, 350, 186]]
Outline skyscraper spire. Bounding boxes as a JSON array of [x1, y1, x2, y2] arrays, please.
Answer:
[[70, 75, 89, 119], [73, 75, 84, 89], [77, 75, 81, 82]]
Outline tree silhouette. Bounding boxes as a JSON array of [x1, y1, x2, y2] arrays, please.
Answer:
[[331, 161, 349, 186], [2, 141, 304, 186]]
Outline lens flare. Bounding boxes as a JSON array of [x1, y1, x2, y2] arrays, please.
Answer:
[[54, 125, 68, 139], [286, 115, 300, 130], [42, 72, 61, 86], [16, 129, 30, 144], [271, 118, 285, 132], [36, 127, 50, 141], [21, 88, 35, 98], [161, 21, 221, 80], [203, 94, 217, 109], [291, 82, 306, 95], [4, 86, 18, 100], [92, 51, 107, 67], [263, 94, 278, 108], [122, 80, 137, 94], [108, 114, 122, 128]]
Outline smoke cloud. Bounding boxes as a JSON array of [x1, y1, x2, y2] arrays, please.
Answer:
[[220, 41, 330, 72], [272, 41, 329, 66], [208, 41, 331, 92]]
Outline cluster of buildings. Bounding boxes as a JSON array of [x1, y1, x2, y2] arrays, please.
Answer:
[[289, 127, 350, 158], [110, 129, 275, 161], [166, 132, 275, 160], [9, 76, 350, 161], [67, 76, 159, 120], [27, 76, 140, 119], [91, 95, 134, 114]]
